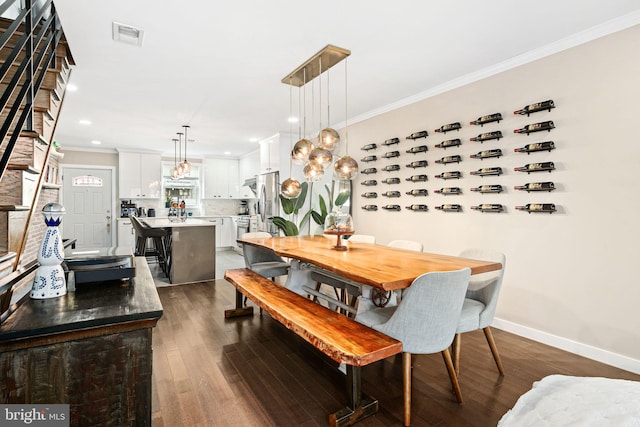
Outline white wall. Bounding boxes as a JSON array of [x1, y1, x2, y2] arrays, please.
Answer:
[[343, 25, 640, 372]]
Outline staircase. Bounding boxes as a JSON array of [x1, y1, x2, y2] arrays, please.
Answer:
[[0, 0, 74, 319]]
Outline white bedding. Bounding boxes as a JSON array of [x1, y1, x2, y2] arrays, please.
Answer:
[[498, 374, 640, 427]]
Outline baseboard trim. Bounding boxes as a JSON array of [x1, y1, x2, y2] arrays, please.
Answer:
[[492, 318, 640, 375]]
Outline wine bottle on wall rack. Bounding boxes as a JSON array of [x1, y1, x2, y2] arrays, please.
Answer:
[[405, 204, 428, 212], [514, 100, 555, 116], [435, 204, 462, 212], [406, 160, 428, 168], [362, 205, 378, 211], [435, 171, 462, 180], [406, 130, 429, 140], [406, 174, 428, 182], [470, 167, 503, 177], [471, 204, 504, 213], [406, 145, 428, 154], [514, 141, 555, 154], [406, 189, 428, 196], [470, 131, 503, 143], [435, 139, 462, 149], [361, 192, 378, 198], [383, 151, 400, 158], [361, 155, 377, 162], [361, 143, 377, 151], [514, 121, 555, 135], [381, 191, 401, 198], [382, 137, 400, 146], [382, 205, 402, 211], [515, 203, 557, 214], [362, 180, 378, 186], [434, 122, 461, 133], [514, 162, 555, 173], [434, 187, 462, 195], [470, 113, 502, 126], [470, 184, 504, 193], [381, 177, 401, 184], [362, 167, 378, 174], [470, 149, 503, 160], [435, 155, 462, 164], [514, 182, 555, 192], [382, 164, 401, 172]]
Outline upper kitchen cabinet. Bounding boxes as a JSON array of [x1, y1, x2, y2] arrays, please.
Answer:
[[259, 134, 280, 174], [204, 158, 241, 199], [118, 151, 161, 199]]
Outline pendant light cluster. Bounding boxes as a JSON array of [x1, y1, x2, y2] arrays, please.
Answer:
[[280, 45, 358, 199], [171, 125, 193, 180]]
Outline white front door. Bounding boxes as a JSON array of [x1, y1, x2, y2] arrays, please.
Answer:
[[60, 166, 115, 248]]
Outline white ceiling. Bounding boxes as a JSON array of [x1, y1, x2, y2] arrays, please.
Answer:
[[52, 0, 640, 159]]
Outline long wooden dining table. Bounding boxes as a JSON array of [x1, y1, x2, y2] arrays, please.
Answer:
[[237, 235, 503, 291]]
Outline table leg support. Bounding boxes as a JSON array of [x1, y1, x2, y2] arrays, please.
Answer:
[[329, 365, 378, 427], [224, 289, 254, 318]]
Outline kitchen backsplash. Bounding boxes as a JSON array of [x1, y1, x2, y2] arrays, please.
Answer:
[[122, 198, 255, 217]]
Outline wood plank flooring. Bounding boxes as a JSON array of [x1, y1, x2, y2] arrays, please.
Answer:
[[151, 279, 640, 426]]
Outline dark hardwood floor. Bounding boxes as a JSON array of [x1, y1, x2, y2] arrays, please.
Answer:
[[151, 279, 640, 426]]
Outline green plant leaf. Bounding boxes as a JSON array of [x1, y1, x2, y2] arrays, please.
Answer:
[[311, 210, 323, 225], [270, 216, 298, 236], [299, 209, 312, 229], [334, 190, 350, 207], [319, 195, 327, 216], [280, 195, 295, 215], [292, 181, 308, 214], [325, 184, 333, 211]]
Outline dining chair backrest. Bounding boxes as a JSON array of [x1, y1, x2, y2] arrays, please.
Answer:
[[458, 249, 506, 328], [347, 234, 376, 244], [388, 239, 423, 252], [376, 268, 471, 354], [241, 232, 287, 268]]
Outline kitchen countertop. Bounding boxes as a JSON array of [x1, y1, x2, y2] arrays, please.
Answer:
[[141, 217, 217, 228]]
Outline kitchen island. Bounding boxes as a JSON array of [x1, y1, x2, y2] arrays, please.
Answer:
[[142, 217, 216, 284]]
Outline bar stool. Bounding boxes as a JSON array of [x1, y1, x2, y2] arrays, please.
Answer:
[[130, 216, 169, 275]]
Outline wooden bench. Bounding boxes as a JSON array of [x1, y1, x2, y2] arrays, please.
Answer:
[[224, 268, 403, 426]]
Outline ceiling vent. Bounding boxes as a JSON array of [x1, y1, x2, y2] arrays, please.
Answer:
[[112, 22, 144, 47]]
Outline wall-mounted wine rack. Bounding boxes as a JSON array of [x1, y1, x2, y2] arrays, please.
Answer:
[[357, 98, 560, 215]]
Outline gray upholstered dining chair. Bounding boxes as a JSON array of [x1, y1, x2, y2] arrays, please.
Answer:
[[241, 232, 290, 280], [452, 249, 506, 376], [356, 268, 471, 426]]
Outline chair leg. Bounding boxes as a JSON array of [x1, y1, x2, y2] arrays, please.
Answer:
[[402, 352, 411, 426], [483, 327, 505, 375], [441, 348, 463, 404], [452, 333, 461, 376]]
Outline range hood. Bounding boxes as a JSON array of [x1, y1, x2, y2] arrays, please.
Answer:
[[243, 177, 257, 196]]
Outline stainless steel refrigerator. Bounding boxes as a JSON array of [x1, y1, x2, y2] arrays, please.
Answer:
[[256, 171, 280, 236]]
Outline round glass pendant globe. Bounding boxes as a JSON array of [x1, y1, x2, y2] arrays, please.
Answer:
[[334, 155, 359, 180], [281, 178, 302, 199], [291, 139, 314, 165], [318, 128, 340, 152], [308, 147, 332, 168], [303, 162, 324, 182]]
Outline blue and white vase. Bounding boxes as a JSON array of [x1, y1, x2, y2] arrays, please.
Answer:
[[30, 203, 66, 299]]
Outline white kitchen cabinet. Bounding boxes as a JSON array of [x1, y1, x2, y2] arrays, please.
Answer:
[[239, 149, 260, 182], [203, 158, 242, 199], [259, 136, 279, 174], [118, 151, 161, 199], [204, 217, 234, 248], [117, 218, 136, 251]]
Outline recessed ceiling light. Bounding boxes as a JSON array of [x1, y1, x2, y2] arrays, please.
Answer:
[[90, 140, 102, 145], [249, 138, 259, 143], [66, 84, 78, 92], [79, 119, 92, 125], [288, 116, 299, 123], [224, 151, 231, 155]]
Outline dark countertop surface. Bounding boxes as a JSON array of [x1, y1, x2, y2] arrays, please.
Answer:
[[0, 257, 163, 344]]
